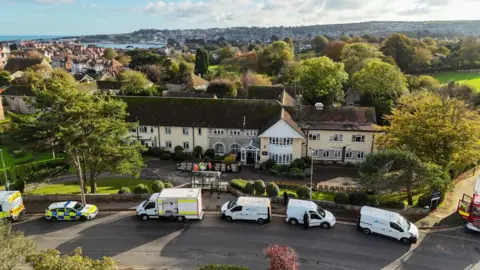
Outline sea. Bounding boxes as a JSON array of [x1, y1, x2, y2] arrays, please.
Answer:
[[0, 35, 62, 42]]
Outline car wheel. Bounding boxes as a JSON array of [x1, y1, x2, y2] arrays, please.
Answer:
[[80, 216, 87, 222], [177, 216, 185, 222], [401, 237, 411, 245], [140, 214, 149, 221], [363, 228, 371, 235], [225, 216, 233, 222], [50, 216, 58, 221], [289, 219, 298, 226], [321, 222, 330, 229], [257, 218, 265, 225]]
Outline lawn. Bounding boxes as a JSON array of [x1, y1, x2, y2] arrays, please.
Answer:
[[26, 177, 154, 195], [208, 65, 219, 72], [372, 189, 424, 206], [430, 71, 480, 89], [0, 145, 64, 169]]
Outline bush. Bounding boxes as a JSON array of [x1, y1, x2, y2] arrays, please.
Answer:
[[369, 197, 379, 207], [231, 179, 248, 190], [133, 184, 149, 194], [160, 152, 171, 160], [172, 151, 186, 162], [264, 159, 276, 170], [334, 192, 349, 204], [147, 147, 163, 157], [174, 145, 184, 152], [254, 180, 266, 195], [289, 167, 303, 174], [118, 187, 131, 194], [264, 245, 299, 270], [9, 181, 25, 193], [296, 186, 311, 199], [301, 156, 312, 167], [303, 168, 312, 178], [224, 154, 236, 165], [151, 180, 165, 193], [205, 148, 215, 158], [244, 182, 255, 195], [417, 194, 432, 207], [193, 146, 203, 157], [348, 192, 370, 206], [268, 169, 280, 176], [214, 155, 224, 160], [280, 172, 289, 177], [0, 158, 69, 185], [266, 182, 280, 197], [197, 265, 250, 270], [290, 158, 307, 170], [273, 164, 289, 173], [379, 200, 406, 209], [163, 182, 173, 188]]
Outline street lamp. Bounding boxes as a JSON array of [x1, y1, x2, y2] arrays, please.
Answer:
[[0, 149, 9, 191], [309, 148, 314, 201]]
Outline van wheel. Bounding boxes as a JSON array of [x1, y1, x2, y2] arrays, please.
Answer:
[[363, 228, 371, 235], [177, 216, 185, 222], [400, 238, 411, 245], [140, 214, 149, 221], [289, 219, 298, 226], [80, 216, 87, 222], [257, 218, 265, 225], [321, 222, 330, 229], [225, 216, 233, 222]]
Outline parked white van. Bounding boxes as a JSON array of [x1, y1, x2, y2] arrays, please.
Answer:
[[285, 199, 336, 229], [358, 206, 419, 245], [221, 197, 271, 224]]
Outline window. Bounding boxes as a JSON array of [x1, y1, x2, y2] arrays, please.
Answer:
[[352, 135, 365, 143], [390, 222, 403, 232], [231, 206, 243, 212], [165, 127, 171, 135], [309, 212, 321, 220], [269, 137, 293, 146], [345, 151, 365, 160], [150, 127, 154, 133], [198, 128, 202, 135], [329, 134, 343, 142], [246, 130, 257, 136], [230, 144, 240, 154], [182, 127, 189, 135], [213, 129, 225, 135], [183, 142, 190, 150], [308, 133, 320, 140], [214, 143, 225, 155], [269, 153, 293, 164], [165, 141, 172, 148], [139, 126, 148, 133], [356, 152, 364, 159], [145, 202, 156, 210], [229, 129, 241, 136], [57, 208, 65, 214]]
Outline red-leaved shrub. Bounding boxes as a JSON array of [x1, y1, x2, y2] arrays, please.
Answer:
[[264, 244, 299, 270]]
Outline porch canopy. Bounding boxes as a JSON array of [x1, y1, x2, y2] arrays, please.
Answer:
[[241, 139, 260, 164]]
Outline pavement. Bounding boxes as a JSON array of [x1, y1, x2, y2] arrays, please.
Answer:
[[13, 212, 480, 270]]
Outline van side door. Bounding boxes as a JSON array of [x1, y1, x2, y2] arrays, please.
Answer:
[[230, 206, 243, 220], [309, 211, 322, 227], [389, 222, 404, 240]]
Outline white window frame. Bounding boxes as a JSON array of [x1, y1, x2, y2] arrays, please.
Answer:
[[308, 133, 320, 140], [351, 134, 365, 143], [164, 127, 171, 135], [182, 127, 189, 135], [329, 134, 343, 142], [183, 141, 190, 150], [139, 126, 148, 133], [214, 142, 225, 155], [230, 143, 240, 154], [213, 129, 225, 135], [165, 141, 172, 149]]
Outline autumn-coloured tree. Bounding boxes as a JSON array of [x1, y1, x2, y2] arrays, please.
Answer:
[[264, 244, 299, 270], [322, 41, 346, 62]]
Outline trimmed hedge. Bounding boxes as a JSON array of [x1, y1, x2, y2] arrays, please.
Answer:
[[264, 159, 276, 170], [0, 158, 69, 185], [379, 200, 406, 209], [118, 187, 131, 194], [244, 182, 255, 195], [133, 184, 149, 194], [334, 192, 349, 204], [266, 182, 280, 197], [296, 186, 311, 199], [290, 158, 307, 170], [160, 153, 171, 160], [197, 265, 249, 270], [254, 180, 266, 195], [163, 182, 173, 188], [151, 180, 165, 193], [174, 145, 184, 152], [231, 179, 248, 190], [172, 151, 186, 162], [348, 192, 370, 206]]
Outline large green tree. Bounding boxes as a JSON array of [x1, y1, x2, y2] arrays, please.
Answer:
[[0, 70, 11, 86], [298, 56, 348, 105], [119, 70, 156, 96], [257, 41, 294, 75], [103, 48, 118, 60], [194, 47, 209, 76], [311, 35, 328, 53], [340, 42, 384, 75], [0, 220, 37, 270], [127, 49, 165, 69], [381, 33, 416, 72]]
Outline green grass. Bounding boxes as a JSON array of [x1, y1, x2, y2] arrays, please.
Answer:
[[26, 177, 154, 195], [430, 71, 480, 90], [0, 146, 65, 170], [372, 189, 424, 206], [208, 65, 219, 72]]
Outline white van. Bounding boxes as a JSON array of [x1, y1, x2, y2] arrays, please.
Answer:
[[358, 206, 419, 245], [136, 188, 204, 221], [0, 191, 25, 221], [285, 199, 336, 229], [221, 197, 271, 224]]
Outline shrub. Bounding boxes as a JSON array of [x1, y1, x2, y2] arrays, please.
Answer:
[[334, 192, 349, 204], [205, 148, 215, 158], [289, 167, 302, 173], [10, 180, 25, 193], [254, 180, 266, 195], [133, 184, 149, 194], [148, 147, 163, 157], [244, 182, 255, 195], [280, 172, 289, 177], [193, 146, 203, 157], [224, 154, 236, 165], [264, 159, 276, 170], [369, 197, 379, 206], [303, 168, 312, 178], [118, 187, 131, 194], [273, 164, 289, 173], [296, 186, 311, 199], [151, 180, 165, 193], [163, 182, 173, 188], [301, 156, 312, 167], [417, 194, 433, 207], [214, 155, 224, 160], [264, 244, 299, 270], [174, 145, 184, 152], [172, 151, 186, 162], [160, 152, 171, 160], [268, 169, 280, 176], [348, 192, 370, 206], [379, 200, 406, 209], [290, 158, 307, 170], [266, 182, 280, 197], [231, 179, 248, 190], [197, 265, 250, 270]]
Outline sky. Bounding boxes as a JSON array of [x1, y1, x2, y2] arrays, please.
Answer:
[[2, 0, 480, 35]]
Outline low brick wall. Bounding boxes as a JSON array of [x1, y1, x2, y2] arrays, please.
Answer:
[[23, 194, 151, 203]]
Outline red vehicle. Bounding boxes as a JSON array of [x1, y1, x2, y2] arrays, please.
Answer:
[[458, 178, 480, 232]]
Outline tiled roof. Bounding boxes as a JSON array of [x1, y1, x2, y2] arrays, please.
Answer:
[[120, 96, 282, 129], [163, 91, 216, 99], [247, 86, 284, 100], [4, 58, 48, 73], [1, 85, 35, 97]]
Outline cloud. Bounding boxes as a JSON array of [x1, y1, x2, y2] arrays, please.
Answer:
[[14, 0, 75, 4]]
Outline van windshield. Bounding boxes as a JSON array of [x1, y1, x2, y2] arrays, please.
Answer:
[[142, 201, 149, 208], [317, 207, 326, 218], [228, 199, 238, 209], [398, 216, 410, 230]]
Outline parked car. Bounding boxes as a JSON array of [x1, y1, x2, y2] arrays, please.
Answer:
[[45, 201, 98, 221], [285, 199, 336, 229], [221, 196, 271, 224]]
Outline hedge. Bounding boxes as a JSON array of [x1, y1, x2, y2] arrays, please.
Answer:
[[151, 180, 165, 193], [254, 180, 266, 194], [334, 192, 349, 204], [244, 182, 255, 195], [197, 265, 249, 270], [348, 192, 370, 206], [118, 187, 131, 194], [296, 186, 311, 199], [379, 200, 406, 209], [133, 184, 149, 194], [160, 153, 171, 160], [266, 182, 280, 197], [0, 158, 69, 185], [231, 179, 248, 190]]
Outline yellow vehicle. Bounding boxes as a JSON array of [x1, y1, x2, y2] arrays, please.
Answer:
[[0, 191, 26, 221], [45, 201, 98, 221]]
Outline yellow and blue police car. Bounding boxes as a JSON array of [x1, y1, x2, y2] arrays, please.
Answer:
[[45, 201, 98, 221]]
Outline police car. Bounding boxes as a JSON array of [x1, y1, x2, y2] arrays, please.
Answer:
[[45, 201, 98, 221]]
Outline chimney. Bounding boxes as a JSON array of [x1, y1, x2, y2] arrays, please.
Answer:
[[315, 102, 324, 111]]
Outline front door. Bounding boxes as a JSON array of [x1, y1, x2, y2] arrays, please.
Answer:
[[230, 206, 243, 220], [309, 211, 322, 227], [246, 152, 255, 164]]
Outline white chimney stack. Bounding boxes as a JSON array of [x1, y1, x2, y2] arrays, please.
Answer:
[[315, 102, 324, 110]]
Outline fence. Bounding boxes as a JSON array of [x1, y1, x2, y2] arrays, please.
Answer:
[[22, 193, 151, 203]]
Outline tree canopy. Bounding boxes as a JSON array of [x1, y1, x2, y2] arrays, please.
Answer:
[[206, 79, 237, 98], [0, 70, 12, 86], [340, 42, 384, 75], [27, 248, 117, 270], [257, 41, 294, 75], [311, 35, 328, 53], [103, 48, 118, 60], [194, 47, 209, 75], [119, 70, 156, 96], [381, 33, 416, 72]]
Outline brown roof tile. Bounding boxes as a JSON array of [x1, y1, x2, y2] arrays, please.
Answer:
[[4, 58, 49, 73]]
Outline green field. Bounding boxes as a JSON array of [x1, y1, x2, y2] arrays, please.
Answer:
[[26, 177, 154, 195], [0, 145, 60, 168], [430, 71, 480, 89]]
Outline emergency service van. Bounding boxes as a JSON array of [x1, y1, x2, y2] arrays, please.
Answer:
[[0, 191, 25, 221], [221, 196, 271, 224], [286, 199, 336, 228], [136, 188, 204, 221], [358, 206, 419, 245]]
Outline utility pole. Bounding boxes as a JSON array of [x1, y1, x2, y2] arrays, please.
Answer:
[[0, 149, 9, 191]]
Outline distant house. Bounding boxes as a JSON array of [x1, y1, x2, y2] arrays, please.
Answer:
[[96, 81, 124, 94], [0, 42, 10, 68], [4, 58, 50, 74], [344, 88, 361, 107], [166, 73, 210, 92], [1, 85, 36, 114]]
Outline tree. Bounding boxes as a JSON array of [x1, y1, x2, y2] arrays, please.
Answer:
[[179, 61, 194, 75], [218, 45, 236, 61], [377, 91, 480, 174], [206, 79, 237, 97], [127, 50, 165, 69], [339, 35, 352, 43], [423, 37, 437, 47], [298, 56, 348, 105], [194, 47, 209, 76], [283, 37, 294, 49], [25, 50, 41, 58], [435, 46, 451, 56], [264, 245, 299, 270], [26, 247, 117, 270], [322, 41, 346, 62], [141, 64, 164, 84], [241, 70, 272, 94], [115, 54, 131, 65], [0, 70, 11, 86], [406, 75, 440, 92], [0, 220, 37, 270], [381, 33, 416, 72], [340, 42, 384, 75], [103, 48, 118, 60], [119, 70, 153, 96], [311, 35, 328, 53], [410, 48, 433, 73], [277, 61, 300, 86], [257, 41, 294, 75]]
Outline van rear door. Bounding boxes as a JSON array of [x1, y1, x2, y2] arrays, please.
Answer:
[[458, 194, 472, 218]]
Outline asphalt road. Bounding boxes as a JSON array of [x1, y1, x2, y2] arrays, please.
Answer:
[[13, 212, 480, 270]]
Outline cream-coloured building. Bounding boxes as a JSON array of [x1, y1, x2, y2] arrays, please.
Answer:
[[1, 85, 36, 114], [123, 95, 377, 165]]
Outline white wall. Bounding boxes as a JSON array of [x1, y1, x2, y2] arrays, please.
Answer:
[[4, 96, 36, 114]]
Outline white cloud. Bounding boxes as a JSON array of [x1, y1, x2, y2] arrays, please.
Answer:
[[15, 0, 75, 4], [142, 0, 480, 28]]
